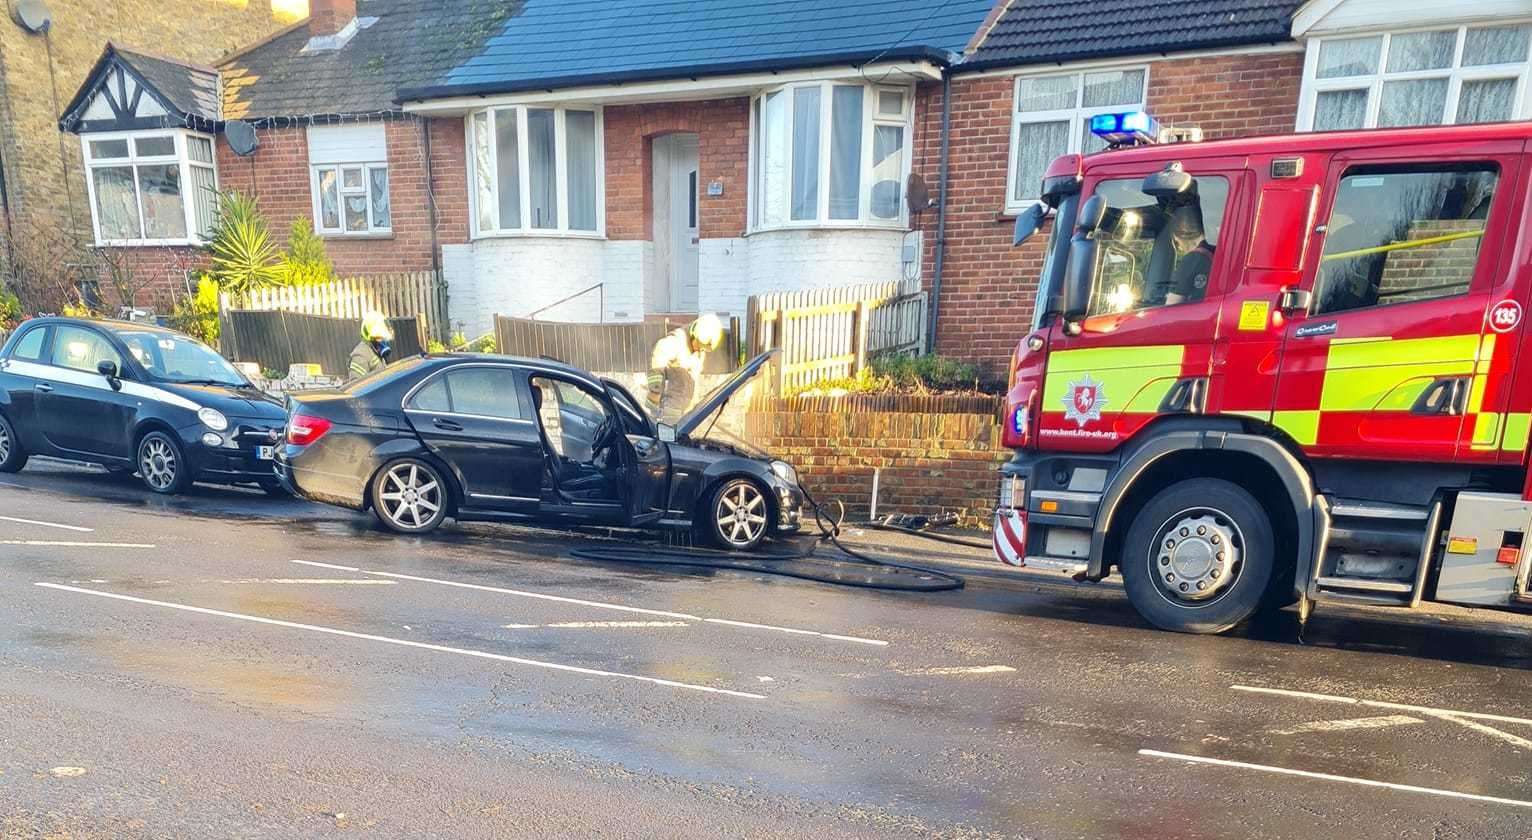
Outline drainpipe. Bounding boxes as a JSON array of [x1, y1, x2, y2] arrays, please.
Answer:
[[927, 68, 951, 355], [421, 117, 446, 340]]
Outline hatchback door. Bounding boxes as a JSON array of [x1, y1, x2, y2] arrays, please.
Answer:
[[404, 364, 542, 513], [0, 325, 53, 452], [36, 324, 137, 459]]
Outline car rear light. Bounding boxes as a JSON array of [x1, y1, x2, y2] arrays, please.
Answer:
[[287, 414, 332, 446]]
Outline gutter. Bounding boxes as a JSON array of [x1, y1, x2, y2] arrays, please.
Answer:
[[928, 69, 951, 354], [949, 36, 1299, 75], [395, 45, 955, 104]]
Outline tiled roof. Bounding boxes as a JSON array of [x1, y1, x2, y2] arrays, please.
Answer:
[[963, 0, 1303, 69], [116, 47, 222, 123], [399, 0, 998, 100], [220, 0, 512, 120]]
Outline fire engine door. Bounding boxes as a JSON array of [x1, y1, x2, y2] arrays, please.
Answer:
[[1271, 146, 1520, 462]]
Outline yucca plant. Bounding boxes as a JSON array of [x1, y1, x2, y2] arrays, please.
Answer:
[[207, 190, 284, 297]]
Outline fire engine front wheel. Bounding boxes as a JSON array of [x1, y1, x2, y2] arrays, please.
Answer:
[[1120, 478, 1275, 635]]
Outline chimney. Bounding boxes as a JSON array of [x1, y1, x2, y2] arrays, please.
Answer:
[[309, 0, 357, 37]]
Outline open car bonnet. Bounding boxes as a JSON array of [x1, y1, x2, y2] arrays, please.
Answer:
[[674, 350, 779, 439]]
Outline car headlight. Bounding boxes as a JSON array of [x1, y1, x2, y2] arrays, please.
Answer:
[[770, 460, 798, 486], [198, 407, 229, 432]]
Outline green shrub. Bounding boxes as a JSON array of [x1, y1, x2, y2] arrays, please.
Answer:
[[280, 218, 336, 286], [207, 190, 284, 296], [169, 275, 222, 345], [0, 284, 22, 326], [870, 354, 980, 391], [427, 339, 447, 354]]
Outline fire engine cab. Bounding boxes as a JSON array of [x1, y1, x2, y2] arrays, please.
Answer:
[[996, 113, 1532, 634]]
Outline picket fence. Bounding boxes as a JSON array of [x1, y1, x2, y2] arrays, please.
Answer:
[[746, 281, 928, 393], [220, 272, 447, 339]]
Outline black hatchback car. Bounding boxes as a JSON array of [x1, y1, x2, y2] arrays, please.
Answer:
[[0, 317, 287, 494], [276, 351, 803, 550]]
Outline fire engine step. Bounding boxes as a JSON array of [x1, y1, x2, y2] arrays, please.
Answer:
[[1312, 497, 1437, 607]]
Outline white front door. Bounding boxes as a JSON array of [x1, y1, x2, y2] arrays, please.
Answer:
[[653, 134, 700, 314]]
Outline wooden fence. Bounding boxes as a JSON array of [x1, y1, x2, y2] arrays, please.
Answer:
[[220, 272, 447, 340], [746, 281, 928, 393], [493, 315, 740, 374], [219, 310, 425, 377]]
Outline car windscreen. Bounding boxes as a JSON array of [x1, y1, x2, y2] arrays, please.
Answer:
[[113, 329, 247, 386]]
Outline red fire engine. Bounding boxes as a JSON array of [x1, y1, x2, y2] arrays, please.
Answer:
[[995, 114, 1532, 634]]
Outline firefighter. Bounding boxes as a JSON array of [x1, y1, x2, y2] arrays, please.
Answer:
[[1165, 201, 1215, 305], [646, 313, 724, 423], [348, 312, 393, 381]]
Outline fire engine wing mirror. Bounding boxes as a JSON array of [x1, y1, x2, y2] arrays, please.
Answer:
[[1061, 195, 1106, 320], [1013, 201, 1049, 246], [1142, 163, 1194, 199]]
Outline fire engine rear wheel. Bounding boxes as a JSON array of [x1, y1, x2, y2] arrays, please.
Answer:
[[1120, 478, 1274, 635]]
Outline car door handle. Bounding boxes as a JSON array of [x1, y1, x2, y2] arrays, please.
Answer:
[[432, 417, 464, 432], [34, 383, 53, 393]]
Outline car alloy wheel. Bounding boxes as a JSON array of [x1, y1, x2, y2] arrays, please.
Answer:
[[713, 479, 768, 549], [139, 435, 181, 493], [0, 420, 10, 464], [376, 461, 445, 532]]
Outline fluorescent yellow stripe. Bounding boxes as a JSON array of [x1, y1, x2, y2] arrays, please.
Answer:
[[1502, 413, 1531, 453], [1273, 410, 1319, 446], [1320, 334, 1479, 412], [1047, 345, 1184, 373], [1471, 412, 1501, 450]]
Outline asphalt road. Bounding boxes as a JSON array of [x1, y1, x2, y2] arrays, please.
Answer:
[[3, 461, 1532, 839]]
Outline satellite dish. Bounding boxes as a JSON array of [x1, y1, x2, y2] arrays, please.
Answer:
[[14, 0, 52, 33], [225, 120, 259, 156]]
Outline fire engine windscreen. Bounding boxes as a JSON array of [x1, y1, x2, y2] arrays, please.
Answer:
[[1312, 165, 1497, 315], [1077, 176, 1229, 316]]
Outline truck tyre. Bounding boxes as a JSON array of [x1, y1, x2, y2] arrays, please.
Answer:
[[1120, 478, 1274, 634]]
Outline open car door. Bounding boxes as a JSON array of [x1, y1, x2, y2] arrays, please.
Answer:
[[603, 377, 672, 524]]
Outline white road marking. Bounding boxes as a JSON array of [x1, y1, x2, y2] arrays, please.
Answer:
[[0, 515, 92, 533], [47, 767, 88, 778], [1268, 715, 1422, 736], [217, 578, 398, 585], [1432, 713, 1532, 751], [1140, 749, 1532, 809], [36, 583, 765, 700], [542, 621, 689, 629], [294, 560, 889, 646], [1, 540, 153, 548], [900, 665, 1017, 676], [1232, 685, 1532, 728]]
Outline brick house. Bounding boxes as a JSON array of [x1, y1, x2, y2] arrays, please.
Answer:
[[927, 0, 1532, 374], [0, 0, 297, 311], [52, 0, 1532, 365]]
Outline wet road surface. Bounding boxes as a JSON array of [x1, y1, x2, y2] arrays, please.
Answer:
[[3, 461, 1532, 838]]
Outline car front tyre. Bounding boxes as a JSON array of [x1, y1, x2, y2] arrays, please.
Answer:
[[1119, 478, 1274, 635], [370, 458, 448, 534], [0, 412, 27, 473], [137, 431, 192, 495], [703, 478, 770, 552]]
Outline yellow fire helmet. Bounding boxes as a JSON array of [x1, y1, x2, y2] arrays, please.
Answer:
[[689, 313, 724, 352], [361, 311, 393, 342]]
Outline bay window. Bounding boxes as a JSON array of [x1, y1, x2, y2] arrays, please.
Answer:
[[82, 130, 217, 245], [469, 105, 603, 236], [1006, 67, 1147, 210], [1301, 23, 1532, 131], [751, 81, 912, 229]]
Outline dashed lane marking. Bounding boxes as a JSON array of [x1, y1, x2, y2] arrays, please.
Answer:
[[0, 515, 93, 533], [1232, 685, 1532, 727], [36, 583, 765, 700], [1140, 749, 1532, 809], [2, 540, 153, 548], [217, 579, 399, 585], [293, 560, 889, 647], [898, 665, 1018, 676]]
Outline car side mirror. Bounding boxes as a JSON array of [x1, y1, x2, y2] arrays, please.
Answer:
[[97, 359, 121, 390], [657, 422, 676, 443]]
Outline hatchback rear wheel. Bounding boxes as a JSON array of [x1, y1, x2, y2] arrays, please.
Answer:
[[371, 459, 448, 534], [0, 412, 27, 473]]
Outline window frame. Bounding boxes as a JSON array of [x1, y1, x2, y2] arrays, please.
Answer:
[[309, 161, 392, 236], [402, 363, 536, 424], [747, 80, 916, 232], [465, 105, 606, 239], [1005, 64, 1150, 212], [80, 128, 218, 247], [1298, 22, 1532, 131]]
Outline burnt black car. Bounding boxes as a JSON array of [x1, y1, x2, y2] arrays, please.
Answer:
[[275, 350, 803, 550], [0, 317, 287, 494]]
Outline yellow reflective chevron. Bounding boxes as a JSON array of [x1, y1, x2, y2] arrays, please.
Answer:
[[1502, 413, 1532, 453], [1042, 345, 1185, 416], [1272, 410, 1319, 446]]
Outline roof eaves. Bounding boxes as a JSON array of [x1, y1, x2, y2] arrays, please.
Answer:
[[397, 45, 956, 104], [952, 34, 1295, 74]]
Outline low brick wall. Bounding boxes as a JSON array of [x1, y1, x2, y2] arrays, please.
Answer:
[[746, 394, 1007, 526]]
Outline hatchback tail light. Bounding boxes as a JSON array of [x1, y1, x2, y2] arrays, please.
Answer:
[[287, 413, 332, 446]]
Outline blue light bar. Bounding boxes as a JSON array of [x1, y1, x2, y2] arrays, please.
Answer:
[[1089, 110, 1160, 147]]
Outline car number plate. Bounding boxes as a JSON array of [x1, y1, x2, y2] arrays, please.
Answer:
[[256, 446, 275, 460]]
